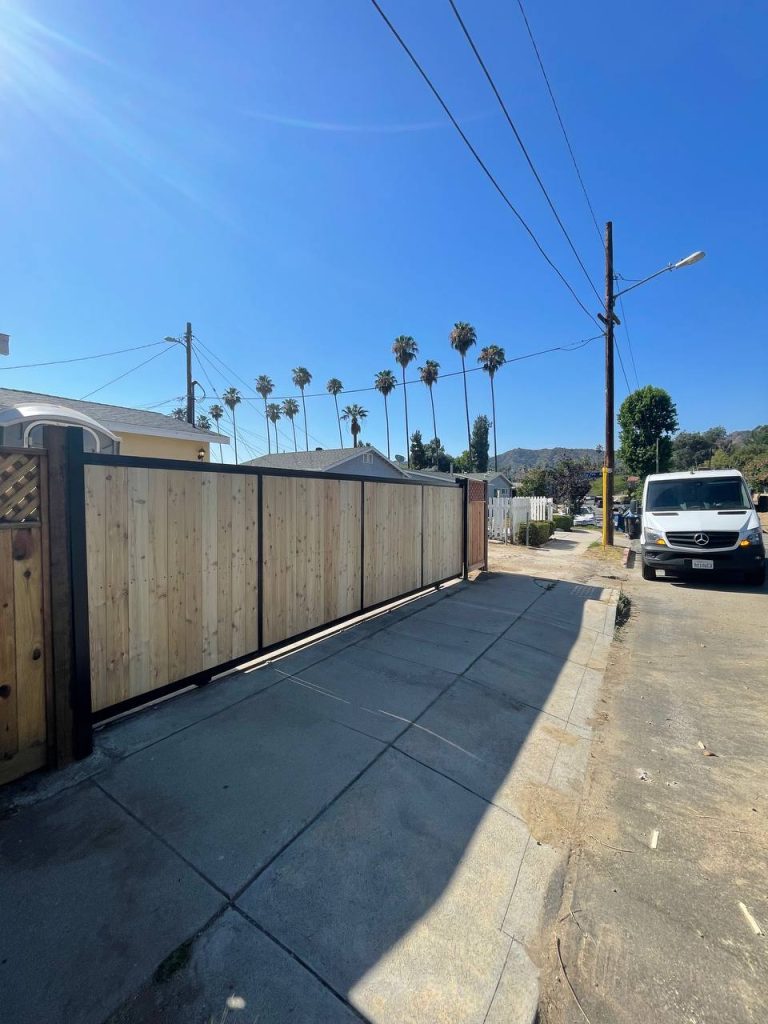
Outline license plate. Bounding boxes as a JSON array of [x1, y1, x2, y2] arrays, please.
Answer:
[[691, 559, 714, 570]]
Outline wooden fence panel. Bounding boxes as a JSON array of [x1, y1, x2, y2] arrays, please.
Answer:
[[86, 464, 261, 713], [262, 476, 361, 648], [422, 486, 463, 585], [0, 450, 49, 783], [363, 482, 422, 606]]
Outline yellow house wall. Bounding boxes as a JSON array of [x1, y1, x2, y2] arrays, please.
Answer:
[[116, 432, 209, 462]]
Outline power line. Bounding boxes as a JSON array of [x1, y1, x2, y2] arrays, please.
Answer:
[[614, 336, 632, 395], [447, 0, 601, 305], [234, 334, 602, 401], [0, 340, 166, 372], [193, 336, 328, 450], [79, 346, 172, 400], [368, 0, 599, 326], [616, 289, 640, 388], [515, 0, 603, 246]]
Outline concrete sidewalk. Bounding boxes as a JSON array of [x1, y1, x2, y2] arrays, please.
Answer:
[[0, 567, 617, 1024]]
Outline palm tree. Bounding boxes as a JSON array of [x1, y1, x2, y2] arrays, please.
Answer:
[[209, 403, 225, 462], [374, 370, 397, 459], [266, 402, 282, 453], [326, 378, 344, 448], [281, 398, 300, 452], [255, 375, 274, 454], [196, 413, 212, 431], [419, 360, 440, 458], [170, 407, 186, 421], [478, 345, 506, 471], [392, 336, 418, 467], [291, 366, 312, 451], [223, 387, 241, 464], [341, 404, 368, 447], [450, 321, 477, 466]]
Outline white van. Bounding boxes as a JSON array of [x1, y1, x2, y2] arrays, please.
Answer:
[[640, 469, 765, 586]]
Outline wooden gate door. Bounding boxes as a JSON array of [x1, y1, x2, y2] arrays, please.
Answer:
[[0, 449, 50, 785], [467, 479, 488, 572]]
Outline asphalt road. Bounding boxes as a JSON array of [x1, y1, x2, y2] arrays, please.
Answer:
[[540, 550, 768, 1022]]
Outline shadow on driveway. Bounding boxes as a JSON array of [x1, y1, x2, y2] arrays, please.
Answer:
[[0, 571, 614, 1024]]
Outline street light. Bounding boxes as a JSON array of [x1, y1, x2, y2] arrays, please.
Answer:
[[602, 226, 705, 546]]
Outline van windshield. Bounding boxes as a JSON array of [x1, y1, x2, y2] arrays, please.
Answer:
[[646, 477, 751, 512]]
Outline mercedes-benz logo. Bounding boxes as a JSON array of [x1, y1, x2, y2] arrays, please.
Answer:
[[694, 533, 709, 546]]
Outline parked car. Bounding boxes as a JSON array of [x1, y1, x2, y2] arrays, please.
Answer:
[[640, 469, 765, 585], [574, 507, 596, 525]]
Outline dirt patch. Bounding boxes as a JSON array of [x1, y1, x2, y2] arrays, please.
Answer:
[[515, 781, 579, 847], [539, 722, 580, 747]]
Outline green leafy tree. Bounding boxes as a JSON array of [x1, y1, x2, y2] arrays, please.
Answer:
[[618, 385, 679, 478], [254, 375, 274, 454], [208, 403, 225, 462], [450, 321, 477, 465], [477, 345, 505, 471], [517, 467, 555, 497], [341, 404, 368, 447], [452, 450, 473, 473], [552, 460, 592, 514], [392, 336, 418, 467], [291, 366, 312, 451], [470, 415, 490, 473], [326, 378, 344, 448], [266, 401, 282, 453], [424, 437, 453, 472], [410, 430, 427, 470], [281, 398, 300, 452], [374, 369, 397, 459], [672, 426, 727, 470], [419, 360, 440, 459]]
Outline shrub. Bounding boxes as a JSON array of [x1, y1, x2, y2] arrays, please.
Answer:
[[516, 520, 552, 547], [553, 514, 573, 532]]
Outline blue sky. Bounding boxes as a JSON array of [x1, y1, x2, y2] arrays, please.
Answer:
[[1, 0, 766, 461]]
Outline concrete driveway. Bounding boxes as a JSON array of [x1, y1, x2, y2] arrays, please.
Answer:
[[0, 564, 617, 1024]]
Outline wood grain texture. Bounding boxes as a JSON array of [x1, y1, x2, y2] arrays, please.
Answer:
[[363, 482, 422, 607], [0, 529, 18, 760], [84, 465, 107, 709], [423, 486, 463, 584], [262, 476, 361, 647], [468, 498, 486, 571]]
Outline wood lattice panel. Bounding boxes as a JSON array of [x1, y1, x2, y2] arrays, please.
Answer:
[[0, 451, 41, 524], [467, 479, 486, 503]]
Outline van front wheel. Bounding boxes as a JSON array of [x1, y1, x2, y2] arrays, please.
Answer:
[[745, 566, 765, 587], [642, 559, 656, 581]]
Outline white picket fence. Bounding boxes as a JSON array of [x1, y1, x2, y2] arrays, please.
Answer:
[[488, 495, 554, 543]]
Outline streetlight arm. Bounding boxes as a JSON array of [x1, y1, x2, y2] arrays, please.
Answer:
[[614, 264, 674, 298], [613, 250, 705, 299]]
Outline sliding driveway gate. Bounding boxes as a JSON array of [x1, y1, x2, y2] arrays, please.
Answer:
[[71, 445, 479, 722]]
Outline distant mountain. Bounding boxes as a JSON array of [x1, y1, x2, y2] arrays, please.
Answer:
[[495, 447, 601, 478]]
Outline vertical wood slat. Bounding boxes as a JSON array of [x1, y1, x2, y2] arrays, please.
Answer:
[[166, 470, 187, 684], [85, 466, 107, 710], [230, 474, 246, 658], [13, 528, 46, 750], [105, 468, 130, 704], [0, 529, 18, 760], [216, 474, 233, 664], [244, 477, 259, 653], [183, 472, 203, 678], [128, 468, 150, 697], [148, 469, 169, 688], [200, 473, 218, 671]]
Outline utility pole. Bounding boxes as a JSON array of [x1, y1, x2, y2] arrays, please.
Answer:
[[602, 221, 615, 547], [184, 321, 194, 425]]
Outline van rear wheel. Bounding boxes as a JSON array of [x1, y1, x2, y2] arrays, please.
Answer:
[[641, 559, 656, 581]]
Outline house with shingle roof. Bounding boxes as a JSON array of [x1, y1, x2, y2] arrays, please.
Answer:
[[0, 386, 228, 462]]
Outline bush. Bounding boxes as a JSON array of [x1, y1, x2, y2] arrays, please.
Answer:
[[553, 514, 573, 532], [516, 520, 552, 546]]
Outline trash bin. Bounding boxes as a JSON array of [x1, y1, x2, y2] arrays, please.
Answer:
[[758, 494, 768, 513]]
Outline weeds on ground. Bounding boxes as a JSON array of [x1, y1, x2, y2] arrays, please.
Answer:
[[615, 590, 631, 629]]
